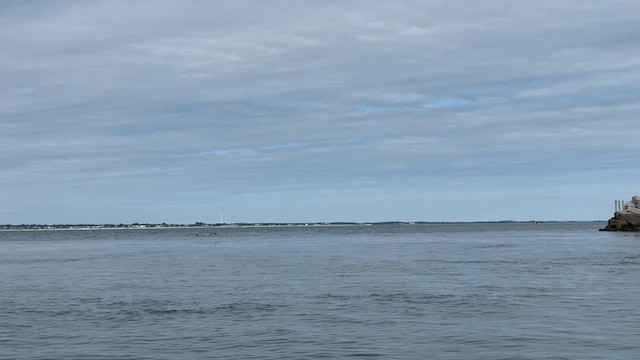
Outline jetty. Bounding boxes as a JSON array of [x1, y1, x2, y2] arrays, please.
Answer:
[[601, 195, 640, 231]]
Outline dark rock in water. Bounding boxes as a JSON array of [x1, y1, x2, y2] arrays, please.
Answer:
[[601, 195, 640, 231]]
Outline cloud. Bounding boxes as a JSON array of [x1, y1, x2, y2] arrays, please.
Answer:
[[1, 0, 640, 223], [426, 98, 473, 108]]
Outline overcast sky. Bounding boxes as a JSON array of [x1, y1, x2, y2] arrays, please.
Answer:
[[2, 0, 639, 224]]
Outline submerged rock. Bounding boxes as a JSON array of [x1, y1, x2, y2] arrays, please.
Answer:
[[601, 195, 640, 231]]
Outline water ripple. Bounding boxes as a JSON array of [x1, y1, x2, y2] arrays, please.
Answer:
[[2, 223, 640, 359]]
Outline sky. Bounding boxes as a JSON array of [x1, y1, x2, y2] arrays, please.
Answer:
[[1, 0, 640, 224]]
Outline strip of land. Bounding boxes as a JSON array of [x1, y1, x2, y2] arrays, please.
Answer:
[[0, 220, 599, 231]]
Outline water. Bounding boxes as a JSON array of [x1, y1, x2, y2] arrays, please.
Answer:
[[2, 222, 640, 359]]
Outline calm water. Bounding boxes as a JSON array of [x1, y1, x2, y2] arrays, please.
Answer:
[[2, 222, 640, 359]]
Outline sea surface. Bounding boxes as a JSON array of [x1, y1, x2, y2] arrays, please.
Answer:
[[2, 222, 640, 359]]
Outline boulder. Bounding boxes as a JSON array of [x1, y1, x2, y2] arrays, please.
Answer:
[[602, 195, 640, 231]]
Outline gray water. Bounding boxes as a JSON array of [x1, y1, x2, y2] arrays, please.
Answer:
[[2, 222, 640, 359]]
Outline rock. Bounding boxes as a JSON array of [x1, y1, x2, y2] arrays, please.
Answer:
[[601, 195, 640, 231]]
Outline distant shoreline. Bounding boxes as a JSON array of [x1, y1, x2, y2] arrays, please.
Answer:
[[0, 224, 364, 232], [0, 221, 605, 232]]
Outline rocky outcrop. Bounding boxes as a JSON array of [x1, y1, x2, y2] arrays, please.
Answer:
[[601, 195, 640, 231]]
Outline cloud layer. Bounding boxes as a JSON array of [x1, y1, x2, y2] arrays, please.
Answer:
[[2, 0, 639, 223]]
